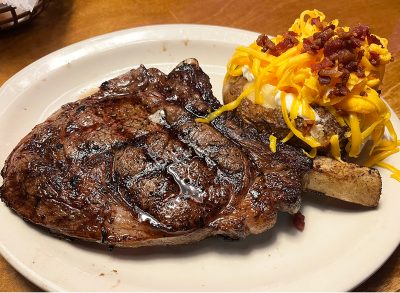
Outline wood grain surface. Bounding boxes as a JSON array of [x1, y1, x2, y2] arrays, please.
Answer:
[[0, 0, 399, 291]]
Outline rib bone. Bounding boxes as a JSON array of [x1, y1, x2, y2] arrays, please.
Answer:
[[303, 156, 381, 207]]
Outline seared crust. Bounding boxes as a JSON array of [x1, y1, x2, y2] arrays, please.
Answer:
[[0, 59, 312, 247]]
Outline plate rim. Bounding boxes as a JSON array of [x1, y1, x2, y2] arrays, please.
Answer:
[[0, 23, 399, 292]]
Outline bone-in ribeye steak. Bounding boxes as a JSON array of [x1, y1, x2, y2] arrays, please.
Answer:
[[0, 59, 312, 247]]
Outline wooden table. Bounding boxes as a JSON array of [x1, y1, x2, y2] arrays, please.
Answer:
[[0, 0, 399, 291]]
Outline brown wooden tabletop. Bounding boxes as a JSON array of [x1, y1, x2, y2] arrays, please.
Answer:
[[0, 0, 399, 291]]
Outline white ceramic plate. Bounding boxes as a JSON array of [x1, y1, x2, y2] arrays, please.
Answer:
[[0, 24, 399, 292]]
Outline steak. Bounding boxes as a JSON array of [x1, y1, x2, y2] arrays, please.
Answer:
[[0, 59, 311, 247]]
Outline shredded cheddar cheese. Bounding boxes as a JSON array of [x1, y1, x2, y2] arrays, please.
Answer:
[[199, 9, 399, 180], [303, 148, 317, 158], [269, 135, 277, 153], [329, 134, 343, 162], [196, 84, 255, 123], [376, 162, 400, 181]]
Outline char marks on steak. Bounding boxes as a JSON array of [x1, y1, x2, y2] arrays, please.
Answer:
[[0, 59, 311, 247]]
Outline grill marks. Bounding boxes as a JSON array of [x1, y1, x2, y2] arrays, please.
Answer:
[[0, 59, 312, 246]]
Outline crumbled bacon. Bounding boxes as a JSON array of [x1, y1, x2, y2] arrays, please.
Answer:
[[271, 32, 299, 56], [311, 57, 334, 72], [330, 83, 350, 97], [256, 34, 275, 53], [293, 212, 305, 231], [323, 38, 341, 59], [257, 32, 299, 56], [336, 27, 352, 39], [303, 37, 319, 53], [337, 49, 357, 65], [303, 24, 335, 53], [346, 60, 359, 72], [311, 17, 324, 30], [367, 34, 383, 46], [357, 50, 364, 62], [369, 51, 381, 66], [341, 69, 351, 84], [351, 24, 370, 40], [318, 67, 343, 85], [318, 76, 331, 85], [355, 66, 365, 78], [258, 20, 388, 99], [319, 68, 342, 77], [303, 22, 381, 93]]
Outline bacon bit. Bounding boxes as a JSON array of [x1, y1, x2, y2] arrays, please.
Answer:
[[293, 212, 305, 231], [330, 83, 350, 97], [357, 50, 364, 62], [311, 17, 324, 30], [355, 66, 365, 78], [303, 37, 319, 53], [306, 24, 375, 90], [311, 57, 334, 72], [369, 51, 381, 66], [341, 69, 350, 83], [367, 34, 383, 46], [319, 68, 342, 78], [270, 32, 299, 56], [315, 24, 336, 44], [336, 27, 352, 39], [324, 38, 346, 59], [303, 24, 335, 53], [338, 50, 357, 66], [318, 75, 331, 85], [256, 34, 275, 53], [257, 32, 299, 56], [351, 24, 370, 40], [345, 60, 359, 72]]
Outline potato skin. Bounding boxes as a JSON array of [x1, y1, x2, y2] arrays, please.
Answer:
[[223, 75, 290, 140], [224, 76, 381, 207], [222, 75, 348, 153]]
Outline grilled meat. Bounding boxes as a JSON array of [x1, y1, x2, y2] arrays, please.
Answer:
[[0, 59, 312, 247]]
